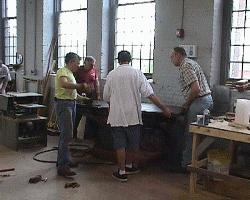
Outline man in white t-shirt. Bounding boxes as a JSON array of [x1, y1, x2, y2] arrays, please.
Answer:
[[103, 50, 171, 182], [0, 60, 11, 94]]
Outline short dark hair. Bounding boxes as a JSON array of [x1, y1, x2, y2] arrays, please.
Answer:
[[173, 47, 187, 57], [65, 52, 81, 64], [118, 50, 132, 63]]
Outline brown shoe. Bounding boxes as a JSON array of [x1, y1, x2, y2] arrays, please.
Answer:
[[68, 161, 79, 168], [57, 166, 76, 177]]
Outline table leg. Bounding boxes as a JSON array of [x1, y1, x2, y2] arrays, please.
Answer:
[[190, 133, 199, 193]]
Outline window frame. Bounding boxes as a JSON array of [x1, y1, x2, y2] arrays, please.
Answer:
[[56, 0, 88, 68], [2, 0, 17, 65], [228, 0, 250, 80], [112, 0, 156, 77]]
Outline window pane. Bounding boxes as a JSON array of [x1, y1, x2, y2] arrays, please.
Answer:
[[233, 0, 246, 10], [229, 62, 242, 79], [231, 28, 244, 45], [115, 1, 155, 73], [4, 18, 17, 65], [247, 0, 250, 9], [118, 0, 154, 4], [246, 11, 250, 27], [131, 59, 140, 70], [141, 45, 152, 59], [141, 59, 151, 73], [61, 0, 87, 11], [243, 63, 250, 78], [58, 10, 87, 67], [245, 28, 250, 44], [230, 46, 243, 61], [244, 46, 250, 61], [6, 0, 16, 17], [232, 11, 245, 27], [131, 46, 140, 59]]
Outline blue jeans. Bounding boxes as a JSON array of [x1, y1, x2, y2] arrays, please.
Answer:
[[55, 100, 76, 168], [181, 95, 213, 168]]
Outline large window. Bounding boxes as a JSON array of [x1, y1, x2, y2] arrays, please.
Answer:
[[114, 0, 155, 74], [3, 0, 17, 65], [57, 0, 87, 67], [230, 0, 250, 79]]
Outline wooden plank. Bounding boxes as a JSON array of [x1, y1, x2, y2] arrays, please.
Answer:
[[188, 166, 250, 185], [190, 134, 199, 193], [190, 125, 250, 144]]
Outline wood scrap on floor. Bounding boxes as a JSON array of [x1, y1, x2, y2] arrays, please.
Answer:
[[64, 182, 80, 188]]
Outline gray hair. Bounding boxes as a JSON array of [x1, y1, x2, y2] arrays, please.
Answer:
[[84, 56, 96, 64]]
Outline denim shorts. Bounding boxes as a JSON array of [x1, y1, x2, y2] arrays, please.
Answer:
[[111, 125, 141, 150]]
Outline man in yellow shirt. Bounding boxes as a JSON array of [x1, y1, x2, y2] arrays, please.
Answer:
[[55, 52, 88, 177]]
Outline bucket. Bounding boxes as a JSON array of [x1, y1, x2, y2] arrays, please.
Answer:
[[207, 149, 231, 175]]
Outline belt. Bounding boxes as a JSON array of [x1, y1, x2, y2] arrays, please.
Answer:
[[54, 97, 76, 102], [198, 93, 211, 98]]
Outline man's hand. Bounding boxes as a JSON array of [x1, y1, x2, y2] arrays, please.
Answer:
[[162, 106, 172, 118], [96, 94, 101, 100], [77, 83, 91, 94], [181, 102, 189, 114]]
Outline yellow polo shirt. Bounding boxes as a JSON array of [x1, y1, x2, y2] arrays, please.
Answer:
[[55, 67, 77, 100]]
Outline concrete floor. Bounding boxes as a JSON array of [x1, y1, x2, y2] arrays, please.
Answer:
[[0, 136, 230, 200]]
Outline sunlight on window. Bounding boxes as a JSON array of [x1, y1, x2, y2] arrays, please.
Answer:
[[115, 1, 155, 74], [58, 0, 87, 67], [6, 0, 16, 17], [230, 0, 250, 79], [4, 0, 17, 65], [61, 0, 87, 11]]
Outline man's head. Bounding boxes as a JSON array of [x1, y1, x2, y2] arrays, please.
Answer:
[[65, 52, 81, 72], [170, 47, 187, 67], [118, 50, 131, 65], [83, 56, 96, 70]]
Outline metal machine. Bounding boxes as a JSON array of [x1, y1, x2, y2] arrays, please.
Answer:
[[0, 92, 47, 150], [0, 92, 45, 118]]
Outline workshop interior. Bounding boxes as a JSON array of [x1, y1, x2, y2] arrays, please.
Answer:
[[1, 0, 250, 200]]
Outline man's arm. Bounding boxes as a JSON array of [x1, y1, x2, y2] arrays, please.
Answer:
[[59, 76, 88, 92], [182, 80, 200, 112], [95, 79, 101, 100], [148, 94, 171, 118]]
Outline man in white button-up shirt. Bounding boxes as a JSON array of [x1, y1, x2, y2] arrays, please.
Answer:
[[103, 50, 171, 182]]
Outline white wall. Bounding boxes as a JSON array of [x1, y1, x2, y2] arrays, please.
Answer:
[[153, 0, 222, 106]]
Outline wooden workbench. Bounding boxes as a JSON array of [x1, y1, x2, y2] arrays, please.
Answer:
[[188, 120, 250, 195]]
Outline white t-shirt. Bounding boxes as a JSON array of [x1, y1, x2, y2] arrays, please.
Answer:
[[103, 64, 154, 127]]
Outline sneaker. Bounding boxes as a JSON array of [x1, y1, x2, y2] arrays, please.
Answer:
[[125, 166, 140, 175], [112, 171, 127, 182], [57, 166, 76, 177]]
